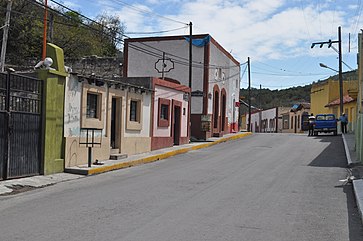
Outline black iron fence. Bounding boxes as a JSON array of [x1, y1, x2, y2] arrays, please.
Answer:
[[0, 72, 43, 180]]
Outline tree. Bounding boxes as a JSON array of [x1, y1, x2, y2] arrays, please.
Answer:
[[0, 0, 126, 66]]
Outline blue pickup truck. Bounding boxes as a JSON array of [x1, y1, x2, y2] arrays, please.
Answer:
[[313, 114, 337, 136]]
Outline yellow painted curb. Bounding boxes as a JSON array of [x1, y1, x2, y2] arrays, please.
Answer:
[[86, 132, 252, 175]]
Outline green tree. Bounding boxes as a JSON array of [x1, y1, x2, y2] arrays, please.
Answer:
[[0, 0, 125, 66]]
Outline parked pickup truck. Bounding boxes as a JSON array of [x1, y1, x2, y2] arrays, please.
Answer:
[[314, 114, 337, 136]]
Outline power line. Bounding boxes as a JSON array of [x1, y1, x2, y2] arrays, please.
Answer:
[[125, 26, 188, 35], [253, 60, 329, 76], [25, 0, 242, 72], [46, 0, 245, 69], [251, 71, 330, 77], [106, 0, 188, 25]]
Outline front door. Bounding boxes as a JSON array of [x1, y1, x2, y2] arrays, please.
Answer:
[[173, 106, 181, 145], [110, 97, 121, 150]]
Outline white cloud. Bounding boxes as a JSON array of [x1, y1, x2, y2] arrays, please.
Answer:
[[91, 0, 353, 63]]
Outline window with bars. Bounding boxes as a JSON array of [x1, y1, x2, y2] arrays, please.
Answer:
[[158, 98, 170, 127], [130, 100, 138, 122], [86, 93, 99, 118]]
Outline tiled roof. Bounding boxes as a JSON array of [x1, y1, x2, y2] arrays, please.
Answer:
[[324, 94, 355, 107]]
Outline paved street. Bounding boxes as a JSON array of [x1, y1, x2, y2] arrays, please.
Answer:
[[0, 133, 362, 241]]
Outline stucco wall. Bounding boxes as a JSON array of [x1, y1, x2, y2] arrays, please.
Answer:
[[208, 41, 240, 127], [247, 108, 277, 132], [64, 75, 153, 167], [124, 91, 151, 137], [126, 39, 205, 91], [64, 75, 82, 137], [126, 38, 205, 115], [64, 75, 111, 167]]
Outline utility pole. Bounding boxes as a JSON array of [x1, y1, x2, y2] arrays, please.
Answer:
[[311, 26, 343, 116], [247, 57, 251, 132], [338, 26, 343, 116], [188, 22, 192, 140], [0, 0, 12, 73], [188, 22, 192, 89], [42, 0, 48, 60], [259, 84, 262, 132]]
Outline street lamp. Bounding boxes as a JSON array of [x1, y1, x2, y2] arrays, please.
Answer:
[[311, 26, 343, 116], [319, 63, 338, 72]]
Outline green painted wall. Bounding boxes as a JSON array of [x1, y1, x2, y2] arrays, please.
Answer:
[[356, 33, 363, 164], [356, 115, 363, 162], [38, 43, 67, 175]]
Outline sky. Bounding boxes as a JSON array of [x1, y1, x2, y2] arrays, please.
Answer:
[[55, 0, 363, 90]]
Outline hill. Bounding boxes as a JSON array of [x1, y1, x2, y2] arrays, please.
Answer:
[[239, 84, 311, 111]]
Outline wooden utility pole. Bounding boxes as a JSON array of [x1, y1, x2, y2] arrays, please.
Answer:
[[0, 0, 12, 72], [247, 57, 251, 132], [188, 22, 192, 141], [42, 0, 48, 60], [188, 22, 192, 89], [259, 84, 262, 132], [338, 26, 343, 116]]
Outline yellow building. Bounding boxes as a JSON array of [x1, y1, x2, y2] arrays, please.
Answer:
[[310, 70, 358, 131]]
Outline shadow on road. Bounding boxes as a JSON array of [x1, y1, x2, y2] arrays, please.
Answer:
[[311, 135, 363, 239], [308, 136, 347, 168], [334, 184, 363, 240]]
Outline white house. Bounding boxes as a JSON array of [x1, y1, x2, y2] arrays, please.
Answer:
[[124, 34, 240, 140]]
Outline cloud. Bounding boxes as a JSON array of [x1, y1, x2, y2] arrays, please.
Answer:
[[92, 0, 354, 63]]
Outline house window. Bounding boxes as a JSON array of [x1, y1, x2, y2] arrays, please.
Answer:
[[158, 98, 170, 127], [130, 100, 139, 122], [86, 93, 99, 118], [126, 93, 143, 130], [291, 116, 293, 129], [160, 104, 169, 120]]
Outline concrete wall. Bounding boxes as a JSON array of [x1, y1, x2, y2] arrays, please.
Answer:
[[38, 43, 68, 175]]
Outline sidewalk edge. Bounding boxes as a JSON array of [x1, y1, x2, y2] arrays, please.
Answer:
[[353, 179, 363, 225], [66, 132, 252, 176], [342, 134, 353, 167]]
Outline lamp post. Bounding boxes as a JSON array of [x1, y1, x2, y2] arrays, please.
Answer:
[[311, 26, 343, 116], [319, 63, 338, 73]]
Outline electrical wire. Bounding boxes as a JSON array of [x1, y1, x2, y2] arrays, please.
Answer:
[[106, 0, 188, 25], [125, 26, 188, 35], [251, 71, 330, 77], [29, 0, 242, 71], [253, 60, 328, 76]]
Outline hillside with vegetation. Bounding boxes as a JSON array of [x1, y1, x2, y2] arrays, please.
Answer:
[[1, 0, 124, 67], [240, 84, 311, 111]]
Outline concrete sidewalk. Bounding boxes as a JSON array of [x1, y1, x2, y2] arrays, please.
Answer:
[[0, 132, 251, 196], [342, 133, 363, 225], [64, 132, 252, 175]]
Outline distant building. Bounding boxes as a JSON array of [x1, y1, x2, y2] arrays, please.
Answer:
[[310, 70, 358, 132], [281, 103, 311, 133], [245, 107, 291, 133]]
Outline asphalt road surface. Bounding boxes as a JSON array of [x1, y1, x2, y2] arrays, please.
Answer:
[[1, 133, 363, 241]]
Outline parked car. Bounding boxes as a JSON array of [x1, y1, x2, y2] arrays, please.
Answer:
[[314, 114, 337, 136]]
